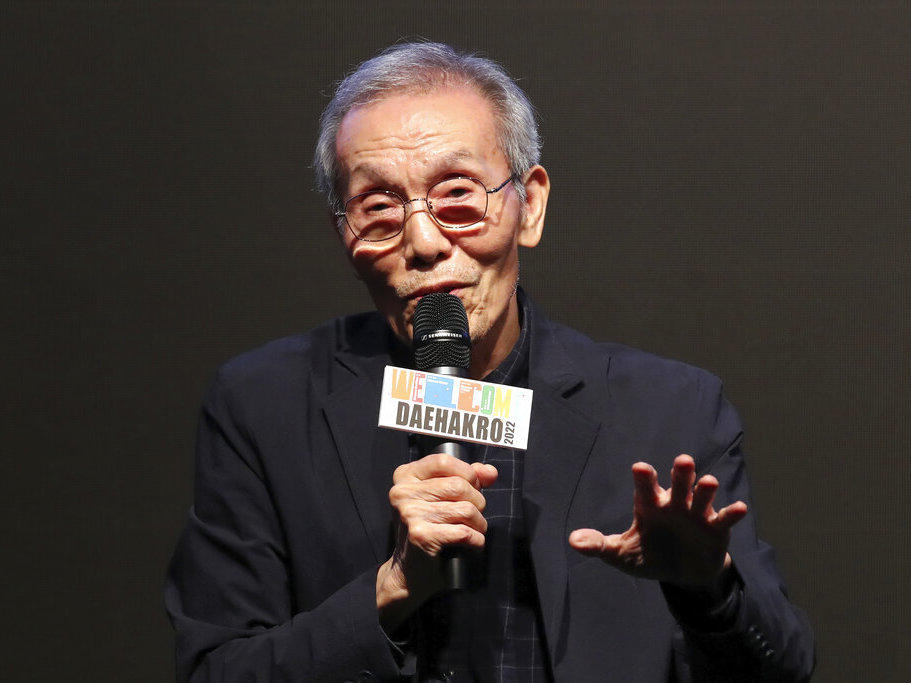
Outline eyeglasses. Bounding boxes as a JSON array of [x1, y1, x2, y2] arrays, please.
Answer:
[[336, 175, 515, 242]]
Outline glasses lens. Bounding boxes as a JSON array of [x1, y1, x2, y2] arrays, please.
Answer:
[[346, 191, 404, 241], [428, 177, 488, 228]]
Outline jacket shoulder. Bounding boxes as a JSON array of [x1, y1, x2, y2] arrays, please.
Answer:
[[605, 341, 723, 397], [547, 317, 740, 469], [544, 317, 723, 396], [209, 311, 382, 402]]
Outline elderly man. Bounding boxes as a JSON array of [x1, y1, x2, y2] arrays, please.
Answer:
[[166, 43, 814, 681]]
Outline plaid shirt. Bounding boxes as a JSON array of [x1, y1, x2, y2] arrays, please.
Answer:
[[411, 295, 552, 682]]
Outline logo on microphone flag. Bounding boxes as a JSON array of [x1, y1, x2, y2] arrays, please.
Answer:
[[377, 366, 533, 449]]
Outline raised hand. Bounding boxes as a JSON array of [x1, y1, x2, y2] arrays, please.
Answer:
[[376, 453, 498, 630], [569, 454, 747, 588]]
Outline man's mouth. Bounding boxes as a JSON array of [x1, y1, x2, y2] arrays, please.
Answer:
[[406, 281, 470, 300]]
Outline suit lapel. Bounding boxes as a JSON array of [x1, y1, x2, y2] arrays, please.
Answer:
[[523, 308, 605, 663], [322, 322, 411, 562]]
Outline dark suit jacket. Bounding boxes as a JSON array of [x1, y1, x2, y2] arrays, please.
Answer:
[[165, 298, 814, 682]]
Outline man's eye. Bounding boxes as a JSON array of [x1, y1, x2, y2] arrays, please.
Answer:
[[433, 181, 477, 201], [363, 198, 398, 214]]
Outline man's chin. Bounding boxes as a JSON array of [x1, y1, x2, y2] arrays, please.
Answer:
[[387, 295, 492, 348], [385, 313, 481, 348]]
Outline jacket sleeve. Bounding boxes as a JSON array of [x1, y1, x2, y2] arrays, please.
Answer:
[[164, 371, 402, 682], [667, 379, 816, 682]]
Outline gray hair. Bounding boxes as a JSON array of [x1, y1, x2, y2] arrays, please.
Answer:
[[314, 42, 540, 215]]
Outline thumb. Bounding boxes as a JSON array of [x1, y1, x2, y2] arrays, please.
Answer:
[[470, 462, 499, 488], [569, 529, 624, 562], [568, 529, 610, 555]]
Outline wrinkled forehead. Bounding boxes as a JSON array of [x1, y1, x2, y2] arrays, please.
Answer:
[[334, 84, 506, 188]]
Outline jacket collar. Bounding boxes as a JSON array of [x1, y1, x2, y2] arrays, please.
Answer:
[[323, 314, 410, 561]]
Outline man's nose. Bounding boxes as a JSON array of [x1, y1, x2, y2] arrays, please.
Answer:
[[401, 201, 453, 264]]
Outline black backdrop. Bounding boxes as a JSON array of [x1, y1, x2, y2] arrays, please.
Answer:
[[3, 2, 908, 681]]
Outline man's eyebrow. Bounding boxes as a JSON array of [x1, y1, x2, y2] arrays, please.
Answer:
[[433, 149, 476, 167], [426, 149, 482, 176], [347, 149, 481, 185], [347, 163, 388, 184]]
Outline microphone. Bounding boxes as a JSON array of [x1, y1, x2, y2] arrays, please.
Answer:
[[412, 292, 472, 590]]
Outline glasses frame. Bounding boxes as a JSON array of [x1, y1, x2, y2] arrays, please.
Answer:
[[336, 175, 516, 243]]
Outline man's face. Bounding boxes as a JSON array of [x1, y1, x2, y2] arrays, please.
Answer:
[[335, 86, 541, 350]]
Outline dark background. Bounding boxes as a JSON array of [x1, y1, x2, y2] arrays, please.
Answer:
[[3, 1, 908, 681]]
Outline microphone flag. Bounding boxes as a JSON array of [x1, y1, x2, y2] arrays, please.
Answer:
[[378, 366, 533, 450]]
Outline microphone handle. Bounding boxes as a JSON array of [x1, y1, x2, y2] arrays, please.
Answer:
[[426, 366, 471, 591]]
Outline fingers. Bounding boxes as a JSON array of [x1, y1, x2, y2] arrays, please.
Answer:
[[394, 453, 497, 488], [669, 454, 695, 508], [389, 453, 499, 559], [410, 521, 486, 552], [691, 475, 719, 518], [395, 452, 477, 484], [391, 475, 487, 511], [401, 499, 488, 534], [632, 462, 660, 510], [713, 501, 748, 530], [690, 475, 748, 530], [635, 455, 748, 530], [398, 497, 489, 555]]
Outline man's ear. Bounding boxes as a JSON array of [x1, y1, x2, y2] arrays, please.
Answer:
[[517, 165, 549, 248]]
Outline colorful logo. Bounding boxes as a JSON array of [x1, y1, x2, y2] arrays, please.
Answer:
[[377, 366, 533, 449]]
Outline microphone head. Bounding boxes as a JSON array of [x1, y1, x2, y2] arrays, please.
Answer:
[[412, 292, 471, 371]]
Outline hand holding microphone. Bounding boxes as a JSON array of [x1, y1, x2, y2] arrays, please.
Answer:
[[376, 294, 498, 630]]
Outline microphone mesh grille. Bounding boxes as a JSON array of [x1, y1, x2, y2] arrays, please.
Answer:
[[412, 293, 470, 370]]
